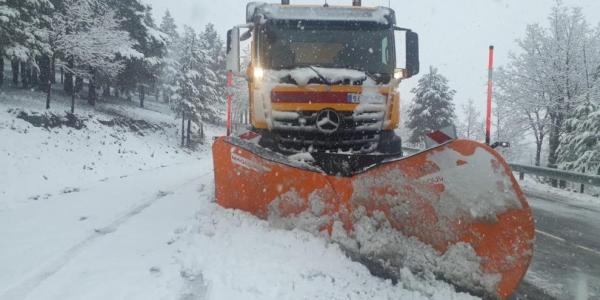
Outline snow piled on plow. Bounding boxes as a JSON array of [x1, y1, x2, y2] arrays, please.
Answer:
[[268, 192, 499, 298], [424, 147, 522, 221], [267, 146, 527, 297]]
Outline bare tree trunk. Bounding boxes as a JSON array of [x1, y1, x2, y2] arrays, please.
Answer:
[[200, 123, 204, 142], [38, 55, 51, 92], [30, 61, 39, 87], [547, 113, 564, 187], [20, 62, 30, 88], [50, 55, 56, 84], [181, 112, 186, 147], [535, 140, 542, 167], [42, 56, 52, 109], [11, 59, 19, 85], [103, 83, 110, 97], [46, 79, 52, 110], [75, 77, 83, 93], [71, 75, 76, 114], [0, 54, 4, 87], [139, 85, 145, 108], [88, 70, 97, 106], [186, 118, 191, 147], [64, 58, 73, 93]]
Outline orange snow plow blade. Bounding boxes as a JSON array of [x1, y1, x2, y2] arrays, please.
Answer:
[[213, 136, 534, 299]]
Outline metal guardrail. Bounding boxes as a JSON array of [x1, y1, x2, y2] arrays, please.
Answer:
[[510, 163, 600, 193]]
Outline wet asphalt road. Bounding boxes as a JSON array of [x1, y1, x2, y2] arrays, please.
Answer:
[[511, 189, 600, 300]]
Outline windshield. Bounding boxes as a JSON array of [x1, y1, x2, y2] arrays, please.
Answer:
[[259, 23, 394, 75]]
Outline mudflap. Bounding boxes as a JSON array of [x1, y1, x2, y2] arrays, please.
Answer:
[[212, 135, 534, 299]]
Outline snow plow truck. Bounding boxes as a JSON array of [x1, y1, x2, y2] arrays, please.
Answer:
[[212, 1, 535, 299]]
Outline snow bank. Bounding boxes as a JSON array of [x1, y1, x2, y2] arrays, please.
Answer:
[[0, 88, 209, 209], [178, 200, 476, 300], [520, 176, 600, 207]]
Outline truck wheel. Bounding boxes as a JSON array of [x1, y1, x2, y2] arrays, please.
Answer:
[[378, 131, 403, 156], [258, 130, 279, 152]]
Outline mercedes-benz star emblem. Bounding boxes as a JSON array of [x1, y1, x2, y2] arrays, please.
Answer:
[[315, 109, 341, 134]]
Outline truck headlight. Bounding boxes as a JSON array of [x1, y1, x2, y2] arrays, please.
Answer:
[[254, 67, 264, 80], [394, 69, 404, 79]]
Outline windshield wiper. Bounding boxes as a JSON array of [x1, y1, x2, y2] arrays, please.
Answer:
[[364, 71, 384, 83], [307, 66, 332, 86], [338, 65, 377, 83]]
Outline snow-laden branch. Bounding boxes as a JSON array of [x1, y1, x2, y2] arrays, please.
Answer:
[[49, 0, 138, 79]]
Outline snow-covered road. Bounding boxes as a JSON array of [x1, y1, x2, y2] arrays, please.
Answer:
[[1, 159, 208, 299], [1, 156, 473, 300], [514, 183, 600, 299]]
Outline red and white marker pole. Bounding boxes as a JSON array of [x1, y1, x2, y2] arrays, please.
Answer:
[[485, 45, 494, 145], [226, 71, 233, 136]]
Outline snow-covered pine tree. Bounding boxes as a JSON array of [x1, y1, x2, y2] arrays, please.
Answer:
[[159, 10, 178, 39], [558, 83, 600, 175], [158, 10, 180, 105], [48, 0, 137, 110], [0, 0, 53, 88], [107, 0, 166, 105], [199, 23, 226, 123], [172, 26, 206, 127], [407, 66, 456, 145], [139, 6, 168, 107]]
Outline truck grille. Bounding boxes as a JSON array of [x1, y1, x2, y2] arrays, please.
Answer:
[[271, 108, 385, 153]]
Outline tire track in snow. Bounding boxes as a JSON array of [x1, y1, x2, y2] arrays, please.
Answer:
[[1, 172, 209, 300], [23, 160, 192, 203]]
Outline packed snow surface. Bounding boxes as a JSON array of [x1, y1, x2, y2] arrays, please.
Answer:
[[0, 90, 477, 299]]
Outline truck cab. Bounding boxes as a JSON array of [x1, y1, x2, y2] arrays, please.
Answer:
[[227, 1, 419, 154]]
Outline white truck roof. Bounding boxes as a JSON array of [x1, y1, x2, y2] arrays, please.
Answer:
[[246, 2, 396, 26]]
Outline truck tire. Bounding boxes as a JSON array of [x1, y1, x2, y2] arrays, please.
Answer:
[[378, 130, 403, 156]]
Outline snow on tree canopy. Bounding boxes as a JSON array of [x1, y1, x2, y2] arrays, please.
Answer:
[[406, 66, 456, 145], [558, 85, 600, 175], [247, 2, 395, 25]]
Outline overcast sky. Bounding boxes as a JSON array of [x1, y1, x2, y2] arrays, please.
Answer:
[[144, 0, 600, 113]]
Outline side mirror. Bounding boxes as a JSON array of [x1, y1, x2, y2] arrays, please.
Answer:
[[226, 28, 241, 75], [405, 31, 420, 78], [393, 28, 420, 79]]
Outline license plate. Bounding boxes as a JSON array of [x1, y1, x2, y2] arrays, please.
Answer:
[[347, 93, 361, 103]]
